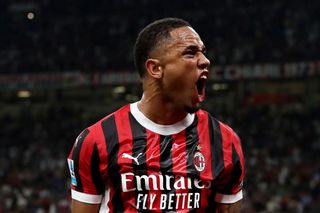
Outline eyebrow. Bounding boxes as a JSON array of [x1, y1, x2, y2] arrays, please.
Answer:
[[183, 44, 206, 53]]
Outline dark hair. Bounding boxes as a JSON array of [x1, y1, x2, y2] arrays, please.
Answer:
[[134, 17, 191, 78]]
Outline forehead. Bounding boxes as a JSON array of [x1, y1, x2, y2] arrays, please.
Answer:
[[168, 26, 204, 48]]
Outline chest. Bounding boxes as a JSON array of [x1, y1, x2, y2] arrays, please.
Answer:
[[109, 127, 213, 181]]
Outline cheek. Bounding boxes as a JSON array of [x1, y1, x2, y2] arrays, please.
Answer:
[[163, 72, 190, 92], [164, 63, 196, 86]]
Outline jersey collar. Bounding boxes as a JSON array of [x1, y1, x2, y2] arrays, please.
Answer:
[[130, 102, 195, 135]]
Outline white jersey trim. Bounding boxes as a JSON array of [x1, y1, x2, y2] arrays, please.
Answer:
[[71, 189, 102, 204], [214, 190, 243, 204], [99, 188, 110, 213], [130, 102, 194, 135]]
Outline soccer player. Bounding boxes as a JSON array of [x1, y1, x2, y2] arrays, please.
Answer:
[[67, 17, 245, 213]]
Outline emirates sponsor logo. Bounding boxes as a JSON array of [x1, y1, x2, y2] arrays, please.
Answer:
[[121, 173, 211, 210], [121, 173, 211, 192], [193, 151, 206, 172]]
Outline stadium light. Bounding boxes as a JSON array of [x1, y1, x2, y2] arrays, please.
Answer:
[[17, 90, 31, 98], [27, 12, 35, 20], [112, 86, 126, 94], [211, 83, 228, 91]]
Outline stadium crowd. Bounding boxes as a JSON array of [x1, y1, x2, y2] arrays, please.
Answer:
[[0, 99, 319, 212], [1, 0, 320, 212], [0, 0, 319, 73]]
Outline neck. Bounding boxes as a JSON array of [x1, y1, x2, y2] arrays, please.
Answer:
[[137, 92, 188, 125]]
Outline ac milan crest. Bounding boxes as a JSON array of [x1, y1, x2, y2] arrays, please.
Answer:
[[193, 151, 206, 172]]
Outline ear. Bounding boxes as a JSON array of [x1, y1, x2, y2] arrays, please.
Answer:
[[145, 59, 163, 79]]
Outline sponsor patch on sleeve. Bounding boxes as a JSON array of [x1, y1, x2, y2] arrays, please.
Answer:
[[67, 159, 77, 186]]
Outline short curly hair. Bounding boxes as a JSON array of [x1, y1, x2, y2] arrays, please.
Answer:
[[134, 17, 191, 78]]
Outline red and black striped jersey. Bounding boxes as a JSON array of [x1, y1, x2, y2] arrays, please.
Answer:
[[67, 102, 245, 212]]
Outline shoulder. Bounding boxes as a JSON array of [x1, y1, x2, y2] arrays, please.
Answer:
[[218, 120, 240, 142], [197, 109, 240, 143], [77, 104, 131, 147], [88, 104, 130, 132]]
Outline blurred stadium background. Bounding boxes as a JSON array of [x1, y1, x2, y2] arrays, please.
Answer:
[[1, 0, 320, 212]]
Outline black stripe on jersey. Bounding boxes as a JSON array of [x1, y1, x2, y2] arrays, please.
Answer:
[[72, 129, 89, 192], [129, 113, 147, 173], [91, 143, 105, 194], [101, 115, 124, 212], [206, 116, 224, 212], [129, 113, 149, 212], [159, 134, 175, 212], [129, 113, 147, 175], [221, 144, 242, 194], [160, 135, 173, 173], [185, 115, 200, 213], [210, 117, 224, 178]]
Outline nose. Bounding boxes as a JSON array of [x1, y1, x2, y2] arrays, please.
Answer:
[[198, 53, 210, 70]]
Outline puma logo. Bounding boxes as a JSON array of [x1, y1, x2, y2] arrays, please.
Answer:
[[122, 153, 143, 165]]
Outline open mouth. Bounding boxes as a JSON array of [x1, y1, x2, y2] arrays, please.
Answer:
[[196, 74, 208, 102]]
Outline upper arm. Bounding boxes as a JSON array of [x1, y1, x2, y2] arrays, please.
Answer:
[[216, 200, 242, 213], [67, 128, 106, 208], [214, 122, 245, 209], [71, 199, 101, 213]]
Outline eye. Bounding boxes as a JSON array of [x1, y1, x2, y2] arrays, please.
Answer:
[[183, 50, 196, 57]]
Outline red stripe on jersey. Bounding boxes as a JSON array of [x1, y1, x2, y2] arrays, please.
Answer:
[[77, 131, 96, 194], [89, 121, 109, 185], [101, 113, 124, 212], [146, 130, 161, 211], [114, 105, 138, 212], [217, 121, 238, 192], [220, 122, 233, 167], [196, 111, 213, 210], [231, 132, 245, 191], [196, 111, 213, 180], [87, 113, 115, 191], [172, 130, 189, 211]]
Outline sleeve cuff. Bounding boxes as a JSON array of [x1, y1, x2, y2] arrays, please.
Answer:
[[214, 190, 243, 204], [71, 189, 103, 204]]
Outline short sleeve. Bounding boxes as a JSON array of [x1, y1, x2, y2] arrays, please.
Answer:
[[214, 126, 245, 204], [67, 128, 105, 204]]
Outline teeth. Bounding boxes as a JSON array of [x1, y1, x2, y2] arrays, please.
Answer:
[[200, 76, 207, 79]]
